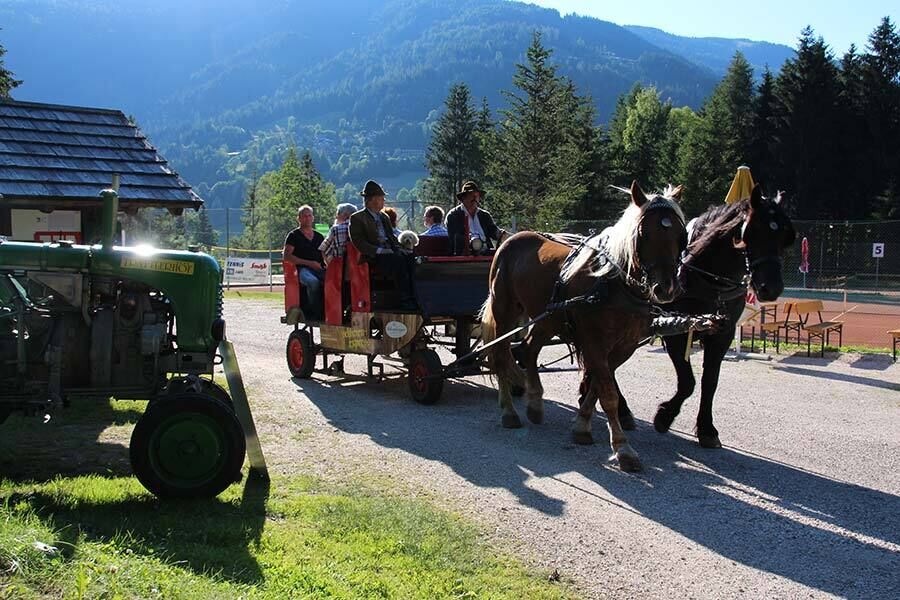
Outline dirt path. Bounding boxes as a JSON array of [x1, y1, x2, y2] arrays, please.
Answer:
[[228, 299, 900, 600]]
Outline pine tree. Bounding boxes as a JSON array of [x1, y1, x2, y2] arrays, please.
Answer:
[[773, 28, 842, 218], [678, 52, 757, 215], [836, 45, 875, 217], [487, 31, 594, 230], [862, 17, 900, 219], [745, 66, 778, 188], [0, 38, 21, 99], [424, 83, 480, 207], [194, 207, 218, 248]]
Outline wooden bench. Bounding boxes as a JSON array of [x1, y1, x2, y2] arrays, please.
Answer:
[[889, 329, 900, 362], [793, 300, 843, 357], [754, 302, 796, 353]]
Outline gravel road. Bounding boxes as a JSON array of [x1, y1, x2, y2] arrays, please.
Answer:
[[226, 298, 900, 600]]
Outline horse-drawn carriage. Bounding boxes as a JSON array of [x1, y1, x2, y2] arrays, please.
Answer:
[[280, 180, 795, 471], [281, 235, 495, 404]]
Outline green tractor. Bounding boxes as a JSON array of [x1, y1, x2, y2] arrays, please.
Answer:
[[0, 189, 266, 498]]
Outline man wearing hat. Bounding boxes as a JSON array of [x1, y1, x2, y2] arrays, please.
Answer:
[[349, 180, 417, 310], [446, 180, 508, 256]]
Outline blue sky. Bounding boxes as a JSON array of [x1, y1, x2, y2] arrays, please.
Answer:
[[525, 1, 897, 55]]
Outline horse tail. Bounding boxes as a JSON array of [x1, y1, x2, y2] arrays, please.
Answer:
[[479, 294, 497, 347], [480, 253, 525, 388]]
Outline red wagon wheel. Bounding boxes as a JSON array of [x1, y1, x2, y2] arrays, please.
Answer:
[[286, 329, 316, 379], [408, 348, 443, 405]]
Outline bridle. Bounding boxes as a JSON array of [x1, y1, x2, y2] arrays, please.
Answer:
[[630, 197, 687, 300], [679, 209, 786, 302]]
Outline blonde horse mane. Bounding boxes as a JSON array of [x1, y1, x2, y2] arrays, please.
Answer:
[[562, 185, 684, 282]]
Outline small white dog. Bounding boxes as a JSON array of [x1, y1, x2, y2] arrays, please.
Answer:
[[398, 230, 419, 252]]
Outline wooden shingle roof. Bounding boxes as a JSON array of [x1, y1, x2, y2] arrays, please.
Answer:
[[0, 100, 202, 210]]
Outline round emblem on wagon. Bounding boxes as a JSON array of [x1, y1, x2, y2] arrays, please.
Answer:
[[385, 321, 408, 339]]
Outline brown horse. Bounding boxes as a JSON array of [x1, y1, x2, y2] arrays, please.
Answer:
[[480, 182, 686, 471]]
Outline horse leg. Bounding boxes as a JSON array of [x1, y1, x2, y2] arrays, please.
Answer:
[[481, 289, 525, 430], [573, 370, 597, 446], [579, 367, 641, 471], [614, 375, 636, 431], [523, 328, 548, 424], [695, 335, 730, 448], [654, 333, 696, 434]]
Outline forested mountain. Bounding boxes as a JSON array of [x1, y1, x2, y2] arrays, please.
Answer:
[[2, 0, 726, 209], [624, 26, 795, 77]]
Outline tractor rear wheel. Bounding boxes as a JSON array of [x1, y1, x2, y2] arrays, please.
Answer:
[[165, 377, 233, 409], [408, 348, 443, 405], [286, 329, 316, 379], [130, 393, 245, 499]]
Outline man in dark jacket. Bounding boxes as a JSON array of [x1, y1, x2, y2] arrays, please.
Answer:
[[446, 180, 508, 255], [348, 180, 416, 310]]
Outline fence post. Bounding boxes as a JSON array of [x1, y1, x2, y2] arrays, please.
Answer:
[[268, 206, 273, 293], [225, 207, 231, 290]]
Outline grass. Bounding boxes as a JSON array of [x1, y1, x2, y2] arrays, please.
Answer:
[[223, 289, 282, 302], [736, 340, 894, 356], [0, 400, 572, 600]]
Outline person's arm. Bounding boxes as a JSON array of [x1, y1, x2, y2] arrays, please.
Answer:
[[349, 214, 382, 257], [481, 211, 505, 242]]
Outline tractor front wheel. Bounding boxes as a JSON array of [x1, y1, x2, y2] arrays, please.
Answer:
[[408, 349, 443, 405], [286, 329, 316, 379], [130, 393, 245, 499]]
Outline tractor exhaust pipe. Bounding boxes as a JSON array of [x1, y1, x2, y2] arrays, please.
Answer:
[[99, 176, 119, 249]]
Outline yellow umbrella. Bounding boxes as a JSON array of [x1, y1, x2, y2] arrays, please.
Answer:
[[724, 165, 755, 204]]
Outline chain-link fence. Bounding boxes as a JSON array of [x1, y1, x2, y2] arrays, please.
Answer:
[[203, 207, 900, 293], [784, 221, 899, 292], [559, 218, 900, 293]]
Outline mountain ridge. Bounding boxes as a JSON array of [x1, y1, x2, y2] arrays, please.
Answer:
[[1, 0, 792, 209]]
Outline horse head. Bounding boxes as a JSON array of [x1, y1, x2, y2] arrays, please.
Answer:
[[734, 185, 796, 301], [620, 181, 688, 303]]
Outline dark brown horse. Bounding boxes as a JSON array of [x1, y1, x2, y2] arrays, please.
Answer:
[[616, 184, 795, 448], [480, 182, 686, 472]]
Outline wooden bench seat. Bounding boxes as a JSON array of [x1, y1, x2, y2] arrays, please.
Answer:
[[889, 329, 900, 362], [793, 300, 843, 357]]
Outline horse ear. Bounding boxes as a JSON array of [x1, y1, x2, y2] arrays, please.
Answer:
[[774, 190, 786, 205], [670, 184, 684, 200], [630, 180, 648, 207], [750, 184, 764, 210]]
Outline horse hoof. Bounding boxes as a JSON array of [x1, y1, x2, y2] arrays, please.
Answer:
[[511, 385, 525, 397], [653, 407, 676, 433], [502, 414, 523, 429], [617, 453, 643, 472], [698, 434, 722, 449], [526, 406, 543, 425], [619, 410, 636, 431], [572, 431, 594, 445]]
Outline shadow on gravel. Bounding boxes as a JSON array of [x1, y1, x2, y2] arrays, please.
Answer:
[[296, 373, 900, 599], [771, 364, 900, 391]]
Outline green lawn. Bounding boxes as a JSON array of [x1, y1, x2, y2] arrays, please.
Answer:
[[223, 289, 282, 302], [0, 401, 572, 600]]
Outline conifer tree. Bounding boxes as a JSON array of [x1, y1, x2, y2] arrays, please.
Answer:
[[862, 17, 900, 218], [194, 207, 218, 248], [487, 31, 595, 230], [679, 51, 757, 215], [773, 28, 842, 218], [748, 66, 778, 185], [424, 83, 480, 207], [0, 39, 21, 99]]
